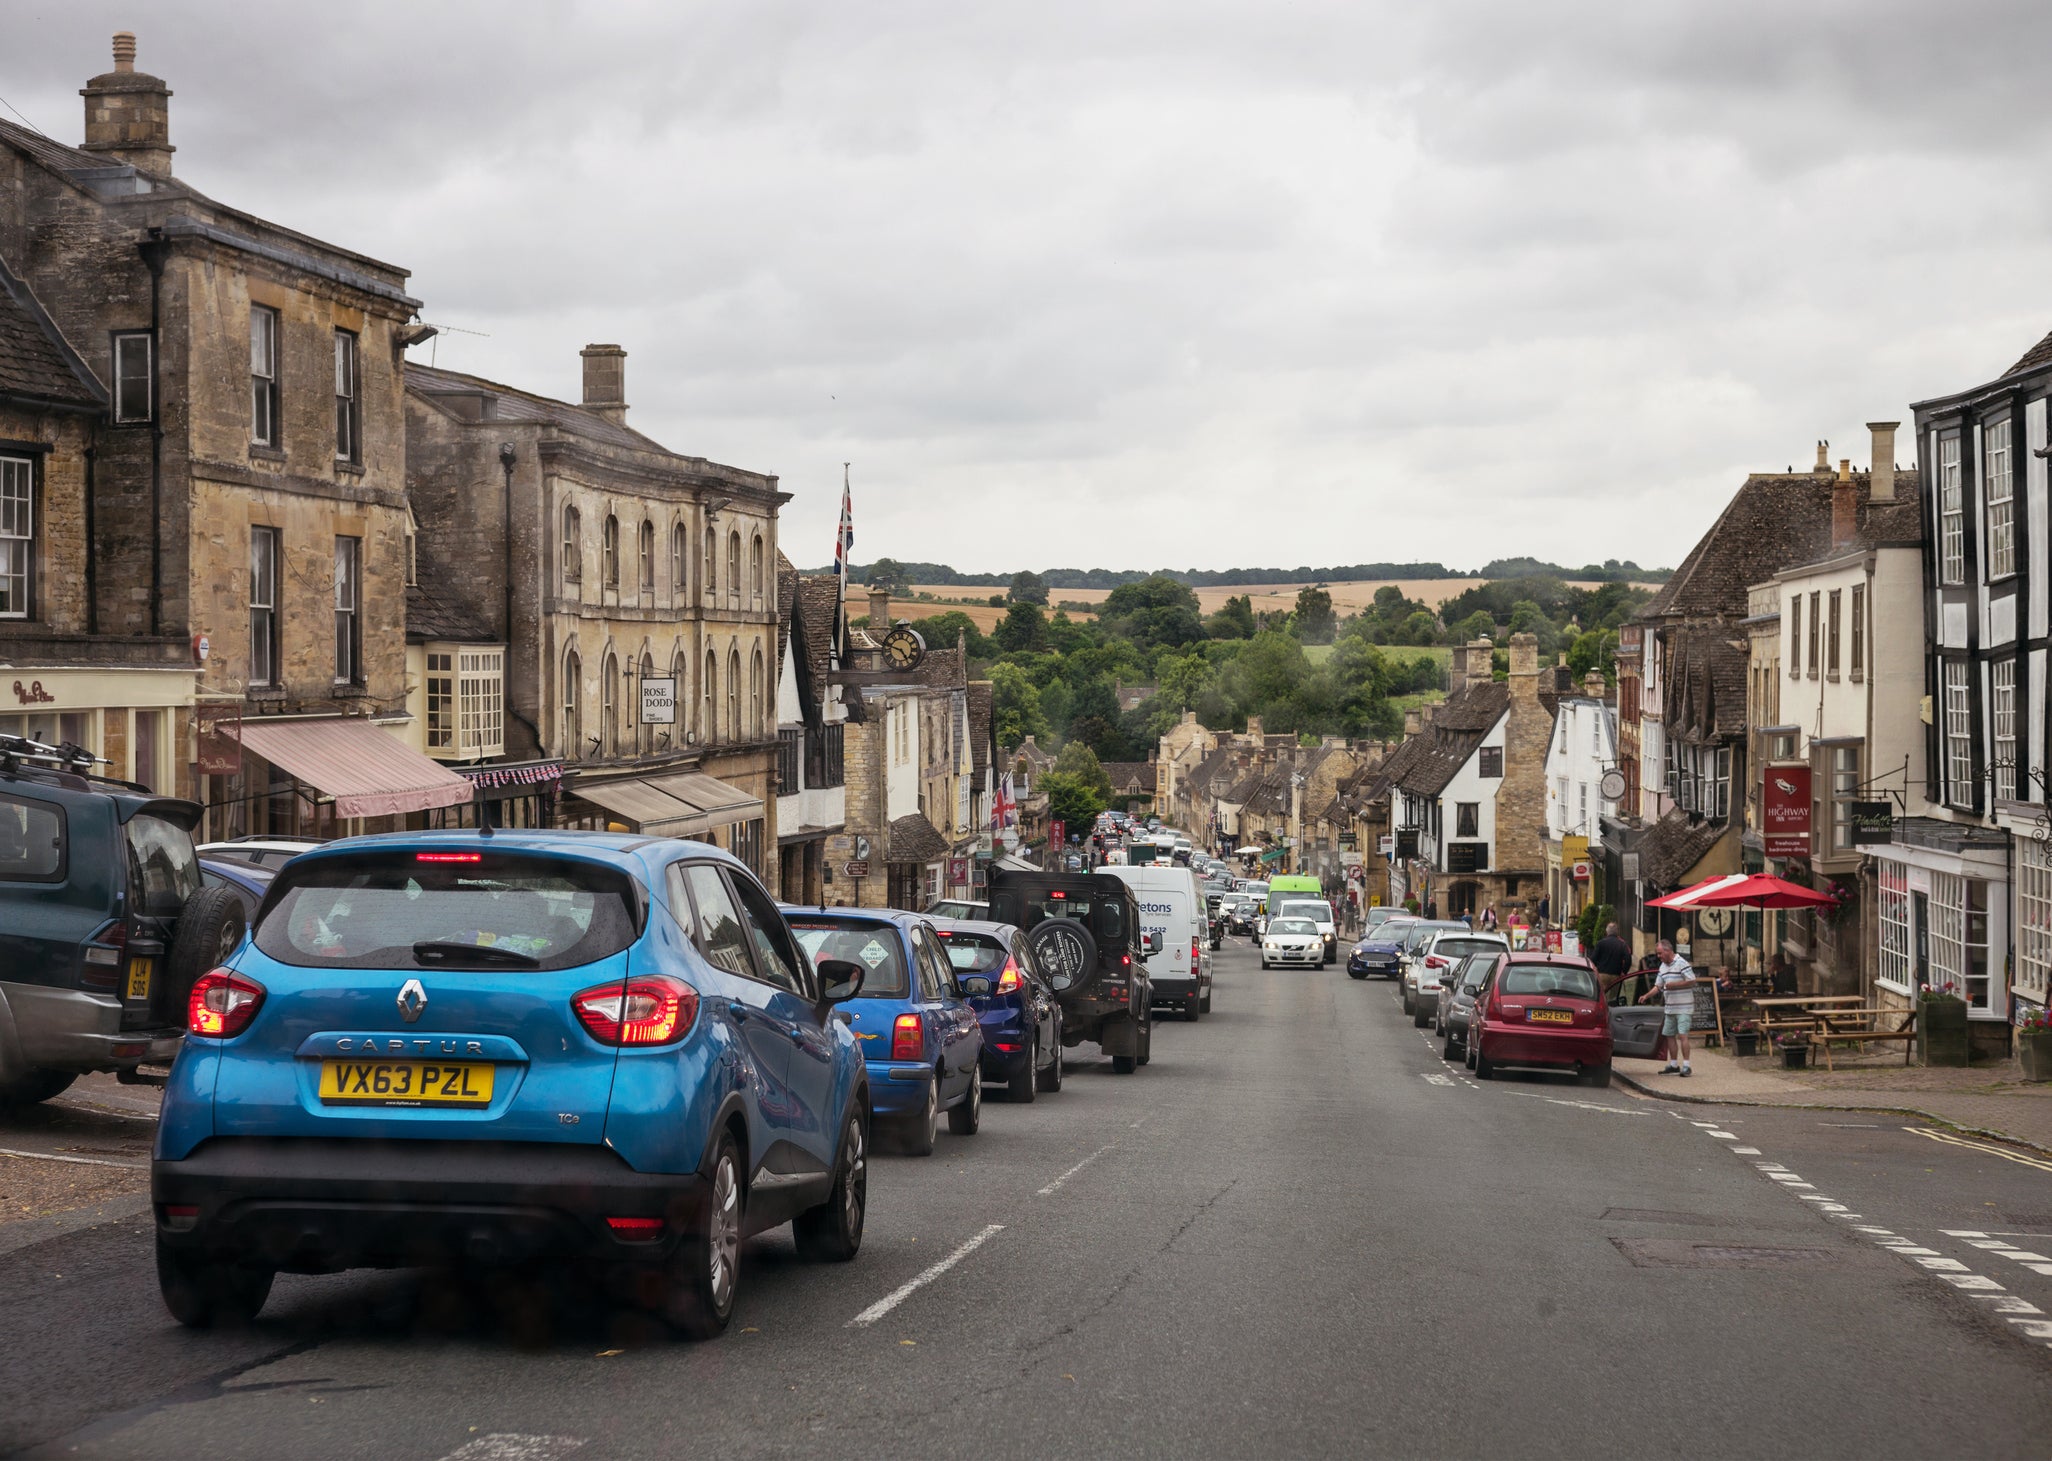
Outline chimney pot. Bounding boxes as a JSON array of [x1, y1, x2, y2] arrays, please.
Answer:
[[1814, 440, 1830, 474], [80, 32, 173, 175], [579, 344, 627, 425], [1867, 420, 1900, 502], [1583, 669, 1608, 698]]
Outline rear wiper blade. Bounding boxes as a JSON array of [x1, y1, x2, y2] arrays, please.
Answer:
[[412, 940, 542, 968]]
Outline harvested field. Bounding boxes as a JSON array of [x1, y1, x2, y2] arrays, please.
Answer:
[[912, 578, 1647, 619]]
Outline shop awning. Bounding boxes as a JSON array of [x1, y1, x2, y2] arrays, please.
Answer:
[[572, 770, 763, 837], [233, 718, 473, 819]]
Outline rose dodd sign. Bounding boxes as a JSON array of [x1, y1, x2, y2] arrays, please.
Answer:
[[1763, 765, 1812, 857]]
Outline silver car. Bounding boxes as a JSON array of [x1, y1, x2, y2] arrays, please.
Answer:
[[1410, 931, 1511, 1026], [1260, 916, 1324, 969], [1434, 951, 1501, 1060], [1397, 921, 1471, 1016]]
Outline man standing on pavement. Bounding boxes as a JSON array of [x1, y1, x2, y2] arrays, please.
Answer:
[[1638, 938, 1697, 1076], [1592, 921, 1632, 999]]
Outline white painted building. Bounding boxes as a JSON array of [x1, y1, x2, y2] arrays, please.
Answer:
[[1542, 674, 1617, 920]]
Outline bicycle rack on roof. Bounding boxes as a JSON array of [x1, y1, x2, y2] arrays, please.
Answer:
[[0, 733, 152, 795]]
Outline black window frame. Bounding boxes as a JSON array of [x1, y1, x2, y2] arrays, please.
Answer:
[[1477, 746, 1503, 778], [0, 449, 36, 622]]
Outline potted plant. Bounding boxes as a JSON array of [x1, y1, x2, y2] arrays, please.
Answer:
[[1777, 1033, 1810, 1071], [1917, 982, 1971, 1068], [2019, 1007, 2052, 1083], [1731, 1019, 1761, 1058]]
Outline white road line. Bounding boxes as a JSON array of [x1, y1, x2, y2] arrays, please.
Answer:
[[1906, 1126, 2052, 1173], [0, 1146, 147, 1170], [1705, 1130, 1738, 1140], [1038, 1145, 1115, 1197], [434, 1436, 584, 1461], [1732, 1146, 1761, 1155], [847, 1224, 1005, 1328]]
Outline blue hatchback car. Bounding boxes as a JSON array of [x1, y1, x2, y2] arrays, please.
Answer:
[[152, 831, 872, 1339], [1347, 917, 1418, 980], [782, 908, 985, 1156]]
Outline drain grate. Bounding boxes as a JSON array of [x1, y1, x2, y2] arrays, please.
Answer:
[[1600, 1208, 1725, 1227], [1612, 1238, 1836, 1269]]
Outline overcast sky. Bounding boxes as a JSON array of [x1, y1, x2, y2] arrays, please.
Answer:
[[7, 1, 2051, 576]]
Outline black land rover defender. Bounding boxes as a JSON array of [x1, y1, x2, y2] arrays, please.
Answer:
[[988, 868, 1156, 1074], [0, 736, 243, 1105]]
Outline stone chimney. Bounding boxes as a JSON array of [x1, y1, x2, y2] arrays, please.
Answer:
[[1246, 715, 1263, 742], [580, 345, 628, 424], [1446, 643, 1468, 697], [1403, 709, 1423, 737], [1832, 457, 1858, 550], [867, 584, 892, 628], [1419, 704, 1436, 728], [81, 33, 173, 175], [1507, 631, 1540, 704], [1583, 669, 1607, 699], [1813, 440, 1831, 475], [1868, 420, 1899, 503]]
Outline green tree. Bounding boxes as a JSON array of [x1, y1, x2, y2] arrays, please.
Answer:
[[1450, 610, 1497, 645], [1204, 594, 1257, 640], [1396, 610, 1440, 645], [1038, 677, 1074, 733], [904, 610, 996, 660], [866, 558, 914, 594], [1008, 570, 1050, 606], [1294, 585, 1337, 643], [1156, 650, 1214, 710], [1566, 628, 1619, 684], [1041, 771, 1106, 831], [993, 601, 1049, 653], [1053, 740, 1112, 797], [987, 662, 1049, 750], [1100, 574, 1205, 650]]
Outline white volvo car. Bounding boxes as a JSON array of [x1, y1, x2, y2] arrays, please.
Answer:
[[1261, 916, 1325, 969]]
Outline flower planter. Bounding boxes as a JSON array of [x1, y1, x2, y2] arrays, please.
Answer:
[[1732, 1032, 1760, 1057], [2019, 1031, 2052, 1084], [1918, 998, 1971, 1068], [1780, 1043, 1809, 1071]]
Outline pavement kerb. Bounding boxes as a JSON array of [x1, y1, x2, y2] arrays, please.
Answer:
[[1609, 1065, 2052, 1159]]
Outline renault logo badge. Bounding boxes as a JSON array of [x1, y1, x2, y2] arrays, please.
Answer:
[[397, 978, 427, 1023]]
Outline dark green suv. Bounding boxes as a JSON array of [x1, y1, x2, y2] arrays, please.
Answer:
[[988, 869, 1156, 1074], [0, 738, 244, 1105]]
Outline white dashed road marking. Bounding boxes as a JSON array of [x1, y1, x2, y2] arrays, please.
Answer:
[[1037, 1146, 1114, 1197], [848, 1224, 1006, 1328], [435, 1437, 584, 1461], [0, 1146, 147, 1170]]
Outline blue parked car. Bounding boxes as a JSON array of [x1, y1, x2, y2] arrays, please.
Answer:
[[930, 918, 1064, 1102], [783, 907, 986, 1155], [1347, 916, 1418, 980], [152, 831, 872, 1339]]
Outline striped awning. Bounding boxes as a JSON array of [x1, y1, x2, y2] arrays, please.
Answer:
[[234, 718, 472, 819], [570, 770, 763, 837]]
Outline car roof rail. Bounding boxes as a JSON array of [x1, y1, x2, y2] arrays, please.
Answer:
[[0, 734, 151, 795]]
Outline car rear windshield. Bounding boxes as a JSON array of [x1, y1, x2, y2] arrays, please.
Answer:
[[254, 852, 640, 971], [788, 916, 910, 998], [936, 930, 1007, 973], [126, 813, 201, 916], [1432, 938, 1502, 961], [1500, 964, 1599, 1000]]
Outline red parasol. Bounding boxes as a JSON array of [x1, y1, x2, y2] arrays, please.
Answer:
[[1645, 873, 1837, 911]]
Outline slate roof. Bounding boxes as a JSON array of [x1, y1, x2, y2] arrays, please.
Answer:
[[405, 537, 496, 643], [967, 681, 994, 781], [914, 645, 966, 690], [775, 552, 799, 671], [1637, 808, 1732, 889], [1641, 474, 1839, 621], [886, 812, 953, 864], [1016, 737, 1056, 772], [794, 576, 842, 706], [1662, 626, 1749, 741], [0, 257, 102, 411], [408, 363, 677, 457], [2006, 328, 2052, 379], [1101, 760, 1155, 794], [1390, 681, 1510, 797]]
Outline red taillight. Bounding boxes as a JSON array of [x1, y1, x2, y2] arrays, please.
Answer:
[[1426, 955, 1447, 969], [1191, 936, 1201, 966], [187, 968, 265, 1038], [1121, 953, 1131, 968], [996, 959, 1021, 995], [415, 851, 483, 863], [891, 1012, 924, 1061], [573, 976, 698, 1046], [605, 1216, 666, 1242]]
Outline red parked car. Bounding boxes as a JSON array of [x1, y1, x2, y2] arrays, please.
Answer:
[[1468, 953, 1613, 1087]]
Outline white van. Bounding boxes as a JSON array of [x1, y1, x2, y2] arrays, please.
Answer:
[[1101, 862, 1212, 1021]]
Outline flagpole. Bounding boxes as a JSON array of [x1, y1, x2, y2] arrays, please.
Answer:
[[837, 462, 851, 663]]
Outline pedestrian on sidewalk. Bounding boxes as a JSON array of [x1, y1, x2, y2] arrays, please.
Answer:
[[1592, 920, 1632, 1000], [1639, 939, 1698, 1076]]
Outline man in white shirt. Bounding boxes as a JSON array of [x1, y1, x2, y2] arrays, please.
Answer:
[[1637, 939, 1698, 1076]]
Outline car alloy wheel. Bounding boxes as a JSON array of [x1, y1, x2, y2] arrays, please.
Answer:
[[1009, 1039, 1038, 1102], [1038, 1035, 1064, 1093], [664, 1134, 742, 1337], [897, 1077, 939, 1156], [794, 1108, 866, 1261]]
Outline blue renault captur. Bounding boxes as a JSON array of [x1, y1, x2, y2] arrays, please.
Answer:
[[152, 831, 872, 1340], [782, 907, 985, 1156]]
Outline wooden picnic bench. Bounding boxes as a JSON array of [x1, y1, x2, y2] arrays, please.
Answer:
[[1749, 995, 1868, 1047], [1809, 1006, 1918, 1071]]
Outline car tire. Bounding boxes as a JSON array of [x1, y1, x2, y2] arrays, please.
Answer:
[[1027, 920, 1100, 997], [1401, 990, 1414, 1016], [0, 1067, 77, 1107], [892, 1078, 939, 1156], [1474, 1044, 1496, 1081], [662, 1133, 743, 1339], [1008, 1041, 1038, 1103], [1037, 1037, 1064, 1093], [1464, 1039, 1478, 1070], [1200, 991, 1212, 1013], [1442, 1033, 1461, 1061], [793, 1105, 867, 1262], [1138, 1018, 1152, 1067], [1347, 969, 1365, 981], [1185, 995, 1200, 1023], [1581, 1063, 1613, 1089], [1111, 1050, 1137, 1074], [166, 884, 247, 1014], [157, 1236, 273, 1328], [1412, 1005, 1430, 1028], [947, 1066, 982, 1135]]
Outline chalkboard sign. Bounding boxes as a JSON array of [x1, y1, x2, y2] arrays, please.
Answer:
[[1690, 972, 1725, 1047]]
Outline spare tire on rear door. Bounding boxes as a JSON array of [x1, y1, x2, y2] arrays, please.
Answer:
[[1028, 918, 1099, 996], [166, 885, 247, 1016]]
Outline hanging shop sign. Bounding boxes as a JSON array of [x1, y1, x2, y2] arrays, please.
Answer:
[[1848, 800, 1895, 845], [1762, 765, 1812, 858]]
